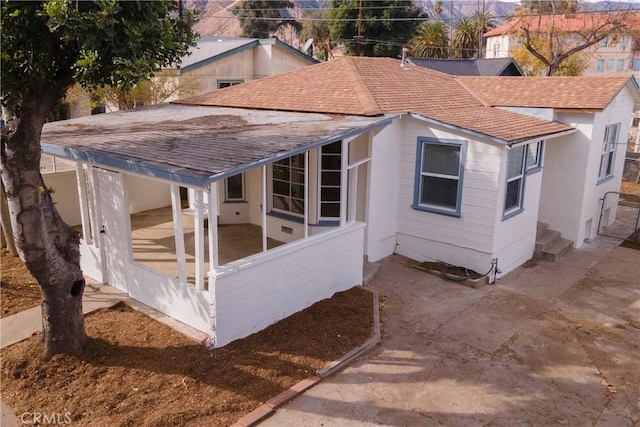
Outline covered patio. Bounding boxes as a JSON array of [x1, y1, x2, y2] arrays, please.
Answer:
[[40, 103, 392, 346]]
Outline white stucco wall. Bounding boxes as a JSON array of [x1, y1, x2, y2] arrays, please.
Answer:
[[539, 85, 634, 246], [123, 174, 171, 214], [485, 35, 512, 59]]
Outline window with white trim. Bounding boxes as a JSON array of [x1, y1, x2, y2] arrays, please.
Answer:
[[224, 173, 245, 201], [318, 141, 341, 220], [526, 141, 543, 172], [503, 140, 545, 218], [505, 145, 526, 215], [272, 153, 305, 216], [413, 138, 465, 216], [598, 123, 619, 181]]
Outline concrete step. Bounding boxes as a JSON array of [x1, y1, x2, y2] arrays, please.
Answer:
[[535, 229, 561, 253], [363, 261, 380, 286], [536, 221, 549, 238], [540, 237, 574, 262]]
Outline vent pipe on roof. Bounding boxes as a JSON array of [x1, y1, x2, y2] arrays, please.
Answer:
[[401, 47, 410, 70]]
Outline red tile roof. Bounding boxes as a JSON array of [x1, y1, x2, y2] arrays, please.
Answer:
[[484, 12, 640, 37], [174, 57, 614, 143]]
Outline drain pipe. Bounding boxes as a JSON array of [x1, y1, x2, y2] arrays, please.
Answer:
[[489, 258, 501, 284]]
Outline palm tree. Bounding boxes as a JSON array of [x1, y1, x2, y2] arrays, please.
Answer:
[[472, 10, 496, 57], [409, 21, 450, 58], [453, 18, 478, 58]]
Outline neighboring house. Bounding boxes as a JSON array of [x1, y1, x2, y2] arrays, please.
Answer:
[[39, 57, 638, 347], [66, 36, 317, 117], [484, 13, 640, 77], [171, 36, 318, 96], [408, 57, 524, 76]]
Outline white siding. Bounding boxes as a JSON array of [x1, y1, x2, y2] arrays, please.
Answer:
[[493, 155, 544, 275], [394, 116, 502, 274], [366, 118, 402, 261], [213, 222, 365, 347], [128, 263, 214, 336], [180, 50, 256, 94], [254, 44, 314, 79]]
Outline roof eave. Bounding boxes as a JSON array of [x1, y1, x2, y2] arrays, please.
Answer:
[[206, 114, 398, 182], [409, 112, 575, 146], [408, 113, 510, 145], [508, 128, 577, 147], [41, 142, 211, 187]]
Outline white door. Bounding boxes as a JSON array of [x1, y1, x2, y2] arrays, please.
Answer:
[[95, 168, 129, 292]]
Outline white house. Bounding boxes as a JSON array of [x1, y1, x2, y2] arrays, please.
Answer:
[[40, 57, 638, 347], [173, 36, 318, 95]]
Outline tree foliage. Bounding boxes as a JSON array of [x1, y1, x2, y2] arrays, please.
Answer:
[[0, 0, 197, 358], [513, 40, 588, 75], [328, 0, 425, 57], [233, 0, 300, 38], [410, 21, 450, 58], [453, 18, 478, 58], [93, 71, 201, 111], [299, 9, 333, 60], [513, 0, 634, 75]]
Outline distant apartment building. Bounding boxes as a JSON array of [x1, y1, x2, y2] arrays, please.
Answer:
[[484, 13, 640, 77]]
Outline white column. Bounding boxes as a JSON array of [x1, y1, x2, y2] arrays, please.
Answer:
[[304, 151, 309, 238], [262, 165, 268, 252], [207, 183, 218, 292], [75, 164, 92, 244], [208, 183, 218, 269], [170, 185, 187, 284], [86, 166, 100, 247], [340, 139, 349, 226], [348, 167, 358, 223], [194, 189, 205, 290]]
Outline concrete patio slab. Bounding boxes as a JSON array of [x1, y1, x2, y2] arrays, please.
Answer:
[[259, 239, 640, 426]]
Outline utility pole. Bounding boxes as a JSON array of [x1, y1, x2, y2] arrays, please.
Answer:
[[354, 0, 363, 56]]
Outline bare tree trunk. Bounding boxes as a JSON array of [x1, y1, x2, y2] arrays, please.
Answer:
[[1, 97, 86, 358], [0, 181, 17, 255]]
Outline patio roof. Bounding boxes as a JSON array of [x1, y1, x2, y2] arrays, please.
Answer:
[[41, 104, 394, 187]]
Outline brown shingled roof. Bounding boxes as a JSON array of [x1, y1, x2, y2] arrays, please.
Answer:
[[174, 57, 580, 143], [458, 76, 633, 110]]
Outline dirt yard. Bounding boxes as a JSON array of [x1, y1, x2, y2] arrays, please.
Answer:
[[0, 251, 41, 317], [0, 254, 374, 426]]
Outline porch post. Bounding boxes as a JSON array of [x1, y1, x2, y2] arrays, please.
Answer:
[[208, 183, 219, 269], [194, 189, 205, 290], [170, 185, 188, 284], [262, 165, 268, 252], [348, 167, 358, 223], [86, 166, 101, 247], [304, 151, 309, 238], [340, 138, 349, 226], [75, 163, 92, 244]]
